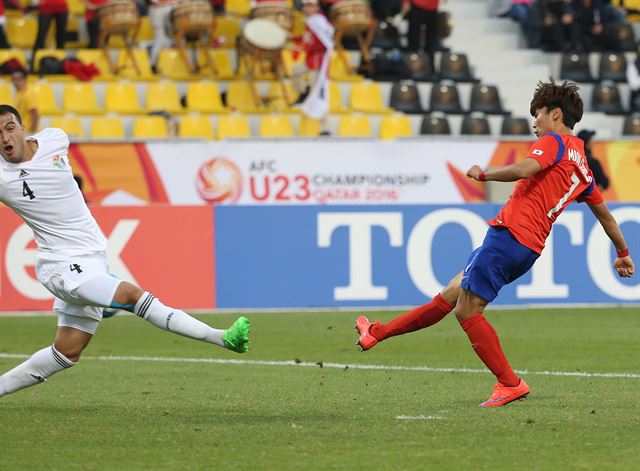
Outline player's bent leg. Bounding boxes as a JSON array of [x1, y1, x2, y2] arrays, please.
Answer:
[[355, 272, 462, 351]]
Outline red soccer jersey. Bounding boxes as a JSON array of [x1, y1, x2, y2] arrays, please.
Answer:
[[488, 132, 604, 254]]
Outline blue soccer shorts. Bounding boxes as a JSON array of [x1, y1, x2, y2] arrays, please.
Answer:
[[460, 226, 540, 302]]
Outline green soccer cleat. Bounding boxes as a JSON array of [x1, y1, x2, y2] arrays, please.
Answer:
[[223, 316, 250, 353]]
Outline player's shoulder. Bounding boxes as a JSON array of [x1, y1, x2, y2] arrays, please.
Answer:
[[32, 128, 70, 152]]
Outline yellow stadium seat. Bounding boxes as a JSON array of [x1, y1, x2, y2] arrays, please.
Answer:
[[50, 116, 84, 138], [379, 113, 413, 140], [67, 0, 85, 15], [136, 16, 154, 42], [198, 49, 235, 79], [259, 114, 293, 138], [32, 49, 67, 74], [330, 51, 363, 81], [212, 16, 241, 48], [185, 82, 227, 113], [132, 116, 169, 139], [179, 114, 214, 139], [7, 16, 37, 49], [30, 82, 61, 115], [0, 82, 15, 106], [146, 81, 184, 114], [338, 114, 372, 137], [227, 80, 263, 113], [350, 81, 392, 114], [291, 11, 305, 37], [63, 83, 103, 115], [104, 82, 143, 114], [282, 48, 305, 77], [157, 49, 199, 81], [330, 82, 348, 114], [0, 49, 27, 69], [90, 116, 125, 139], [266, 82, 299, 113], [225, 0, 251, 17], [216, 114, 250, 139], [298, 115, 320, 137], [76, 49, 115, 80], [117, 49, 155, 80]]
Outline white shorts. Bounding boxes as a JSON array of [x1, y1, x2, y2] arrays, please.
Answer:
[[36, 253, 122, 334]]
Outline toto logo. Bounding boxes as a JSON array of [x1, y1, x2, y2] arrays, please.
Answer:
[[196, 157, 243, 204]]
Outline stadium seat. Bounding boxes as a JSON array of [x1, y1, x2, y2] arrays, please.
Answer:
[[298, 115, 320, 137], [76, 49, 115, 80], [389, 80, 424, 114], [403, 51, 436, 82], [136, 16, 154, 42], [216, 114, 251, 139], [132, 116, 169, 139], [560, 52, 594, 82], [461, 114, 491, 135], [157, 49, 197, 80], [501, 116, 531, 135], [32, 49, 67, 74], [198, 49, 235, 79], [0, 49, 27, 69], [116, 49, 155, 80], [104, 82, 143, 114], [469, 84, 508, 115], [212, 16, 242, 48], [90, 116, 125, 139], [614, 23, 636, 51], [598, 52, 627, 83], [379, 113, 413, 140], [282, 48, 305, 77], [146, 82, 184, 114], [63, 83, 103, 115], [265, 82, 299, 112], [185, 82, 227, 113], [179, 114, 214, 139], [439, 52, 476, 82], [227, 80, 264, 113], [429, 82, 464, 114], [259, 114, 294, 138], [7, 16, 37, 49], [0, 82, 14, 106], [330, 82, 349, 114], [50, 116, 84, 138], [30, 82, 61, 115], [420, 114, 451, 135], [591, 81, 625, 114], [622, 113, 640, 135], [330, 51, 363, 81], [337, 114, 372, 137], [225, 0, 251, 17], [350, 81, 392, 113]]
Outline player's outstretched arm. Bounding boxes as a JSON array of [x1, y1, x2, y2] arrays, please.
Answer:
[[466, 158, 542, 182], [588, 202, 635, 278]]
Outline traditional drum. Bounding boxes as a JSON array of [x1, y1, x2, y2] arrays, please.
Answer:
[[171, 0, 214, 38], [250, 1, 293, 32], [98, 0, 139, 36], [240, 19, 288, 61], [329, 0, 372, 35]]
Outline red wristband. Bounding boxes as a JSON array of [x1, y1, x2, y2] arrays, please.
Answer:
[[616, 248, 629, 258], [479, 171, 487, 182]]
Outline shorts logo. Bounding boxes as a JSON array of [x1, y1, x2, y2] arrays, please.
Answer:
[[69, 264, 83, 273], [532, 149, 544, 156]]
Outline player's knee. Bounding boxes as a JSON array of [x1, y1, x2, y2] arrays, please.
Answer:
[[440, 273, 463, 306], [54, 344, 83, 363], [113, 281, 145, 307]]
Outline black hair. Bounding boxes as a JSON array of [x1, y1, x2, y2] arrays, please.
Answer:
[[0, 104, 23, 125], [530, 78, 583, 129]]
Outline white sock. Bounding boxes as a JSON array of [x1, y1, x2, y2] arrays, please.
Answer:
[[134, 292, 225, 347], [0, 345, 75, 397]]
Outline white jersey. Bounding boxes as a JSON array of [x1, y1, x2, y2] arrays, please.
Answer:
[[0, 128, 107, 260]]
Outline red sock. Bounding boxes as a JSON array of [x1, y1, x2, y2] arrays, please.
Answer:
[[369, 294, 453, 341], [460, 313, 519, 387]]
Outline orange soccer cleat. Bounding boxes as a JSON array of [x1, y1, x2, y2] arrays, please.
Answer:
[[480, 379, 531, 407], [354, 315, 380, 351]]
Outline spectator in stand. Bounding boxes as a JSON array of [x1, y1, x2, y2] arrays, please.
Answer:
[[573, 0, 624, 51], [501, 0, 536, 37], [31, 0, 69, 71], [540, 0, 582, 51], [84, 0, 110, 49], [393, 0, 440, 71], [148, 0, 179, 69], [577, 129, 610, 191], [626, 41, 640, 111], [211, 0, 225, 14], [371, 0, 403, 22], [12, 68, 40, 133], [0, 0, 27, 49]]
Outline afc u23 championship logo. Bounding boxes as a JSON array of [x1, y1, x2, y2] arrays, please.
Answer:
[[196, 157, 243, 204]]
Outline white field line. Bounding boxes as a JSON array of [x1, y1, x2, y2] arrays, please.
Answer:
[[0, 353, 639, 379], [396, 415, 443, 420]]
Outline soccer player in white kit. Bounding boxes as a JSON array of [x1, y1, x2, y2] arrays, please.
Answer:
[[0, 105, 250, 398]]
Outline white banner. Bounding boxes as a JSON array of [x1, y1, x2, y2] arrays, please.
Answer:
[[147, 141, 498, 205]]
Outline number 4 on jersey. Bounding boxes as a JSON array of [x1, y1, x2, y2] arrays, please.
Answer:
[[22, 181, 35, 200]]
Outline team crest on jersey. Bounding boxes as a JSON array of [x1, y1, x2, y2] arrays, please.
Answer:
[[52, 154, 66, 169], [532, 149, 544, 156]]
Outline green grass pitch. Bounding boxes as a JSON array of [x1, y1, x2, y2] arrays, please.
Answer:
[[1, 307, 639, 470]]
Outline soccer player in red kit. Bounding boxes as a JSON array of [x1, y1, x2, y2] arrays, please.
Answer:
[[355, 79, 635, 407]]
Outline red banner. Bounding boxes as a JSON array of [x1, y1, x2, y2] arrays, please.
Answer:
[[0, 206, 215, 312]]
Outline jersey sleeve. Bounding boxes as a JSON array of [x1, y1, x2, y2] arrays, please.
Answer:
[[576, 179, 604, 205], [527, 134, 561, 170]]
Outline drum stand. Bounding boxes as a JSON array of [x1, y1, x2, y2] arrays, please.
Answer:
[[241, 49, 289, 109], [99, 29, 141, 76], [334, 18, 377, 76], [174, 28, 218, 75]]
